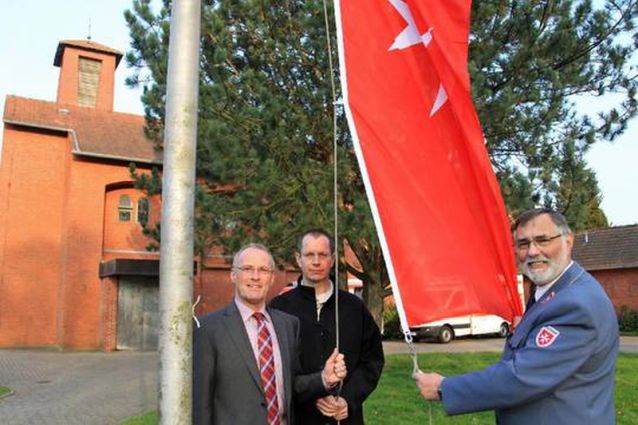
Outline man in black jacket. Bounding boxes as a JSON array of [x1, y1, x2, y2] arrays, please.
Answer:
[[270, 229, 384, 424]]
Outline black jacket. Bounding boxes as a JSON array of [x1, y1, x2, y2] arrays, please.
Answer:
[[270, 282, 384, 424]]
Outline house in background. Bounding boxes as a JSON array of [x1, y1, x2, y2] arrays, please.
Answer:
[[0, 39, 297, 352], [572, 224, 638, 311]]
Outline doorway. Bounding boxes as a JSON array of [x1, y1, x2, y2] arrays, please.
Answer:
[[117, 276, 159, 351]]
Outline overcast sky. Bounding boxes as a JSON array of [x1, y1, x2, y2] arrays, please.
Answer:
[[1, 0, 635, 226]]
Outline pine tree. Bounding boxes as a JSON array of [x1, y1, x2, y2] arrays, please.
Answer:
[[470, 0, 637, 219], [124, 0, 637, 323]]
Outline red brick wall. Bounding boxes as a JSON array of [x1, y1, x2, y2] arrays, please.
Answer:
[[590, 268, 638, 312], [57, 158, 158, 349], [0, 120, 296, 350], [521, 269, 638, 313], [0, 123, 159, 349], [0, 126, 69, 347], [99, 276, 118, 352]]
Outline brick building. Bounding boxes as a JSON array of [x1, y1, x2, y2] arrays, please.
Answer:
[[573, 224, 638, 312], [0, 39, 297, 351]]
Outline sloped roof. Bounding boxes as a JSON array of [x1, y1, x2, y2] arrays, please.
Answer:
[[54, 39, 123, 67], [573, 224, 638, 271], [3, 95, 161, 164]]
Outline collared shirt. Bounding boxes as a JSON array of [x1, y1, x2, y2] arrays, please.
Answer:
[[535, 261, 574, 301], [234, 298, 287, 424]]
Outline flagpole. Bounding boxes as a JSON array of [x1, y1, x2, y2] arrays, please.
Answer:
[[158, 0, 201, 423]]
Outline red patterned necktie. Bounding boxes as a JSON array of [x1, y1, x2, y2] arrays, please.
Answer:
[[253, 312, 280, 425]]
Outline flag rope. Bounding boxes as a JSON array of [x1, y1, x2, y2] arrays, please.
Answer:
[[322, 4, 429, 424], [322, 0, 344, 412], [328, 1, 435, 423]]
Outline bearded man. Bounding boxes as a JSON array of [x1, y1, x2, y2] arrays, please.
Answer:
[[413, 208, 619, 425]]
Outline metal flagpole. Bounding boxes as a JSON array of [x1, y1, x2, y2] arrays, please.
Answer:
[[158, 0, 201, 424]]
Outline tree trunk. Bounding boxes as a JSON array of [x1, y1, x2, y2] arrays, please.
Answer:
[[363, 276, 385, 330]]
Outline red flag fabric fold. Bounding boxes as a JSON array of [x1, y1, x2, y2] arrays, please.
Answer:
[[335, 0, 523, 329]]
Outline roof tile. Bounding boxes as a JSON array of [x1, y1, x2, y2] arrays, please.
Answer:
[[573, 224, 638, 270], [3, 95, 160, 164]]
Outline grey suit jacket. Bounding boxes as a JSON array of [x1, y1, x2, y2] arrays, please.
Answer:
[[193, 302, 327, 425]]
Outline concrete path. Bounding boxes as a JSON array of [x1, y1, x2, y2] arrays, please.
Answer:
[[1, 337, 636, 424], [0, 349, 157, 425]]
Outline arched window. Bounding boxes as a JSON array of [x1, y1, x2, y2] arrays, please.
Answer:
[[137, 197, 149, 225], [118, 195, 133, 222]]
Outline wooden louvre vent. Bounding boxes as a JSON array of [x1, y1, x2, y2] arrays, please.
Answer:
[[78, 56, 101, 107]]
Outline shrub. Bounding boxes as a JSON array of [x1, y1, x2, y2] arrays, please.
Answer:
[[618, 306, 638, 332], [382, 303, 403, 339]]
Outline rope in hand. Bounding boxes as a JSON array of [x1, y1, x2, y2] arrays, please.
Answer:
[[404, 330, 434, 425], [321, 1, 432, 424], [321, 0, 345, 422]]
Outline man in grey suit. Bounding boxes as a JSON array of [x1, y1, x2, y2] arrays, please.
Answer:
[[193, 243, 347, 425]]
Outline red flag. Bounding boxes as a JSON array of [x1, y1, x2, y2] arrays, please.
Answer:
[[335, 0, 523, 330]]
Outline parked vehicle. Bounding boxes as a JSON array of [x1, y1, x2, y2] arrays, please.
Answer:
[[410, 314, 510, 343]]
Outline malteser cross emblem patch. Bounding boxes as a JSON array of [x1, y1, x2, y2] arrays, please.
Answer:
[[536, 326, 560, 348]]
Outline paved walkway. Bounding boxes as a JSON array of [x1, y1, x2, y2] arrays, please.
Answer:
[[0, 349, 157, 425], [1, 337, 636, 424]]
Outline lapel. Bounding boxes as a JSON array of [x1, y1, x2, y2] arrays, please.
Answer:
[[221, 302, 263, 392], [269, 308, 292, 398], [515, 262, 585, 339]]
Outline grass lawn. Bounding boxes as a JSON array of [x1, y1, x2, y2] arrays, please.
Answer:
[[365, 352, 638, 424], [120, 411, 157, 425], [0, 385, 11, 398], [120, 353, 638, 424]]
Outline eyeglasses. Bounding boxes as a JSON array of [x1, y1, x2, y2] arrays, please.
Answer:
[[233, 266, 274, 276], [515, 233, 564, 251]]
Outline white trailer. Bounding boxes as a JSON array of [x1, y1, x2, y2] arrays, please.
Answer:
[[410, 314, 510, 343]]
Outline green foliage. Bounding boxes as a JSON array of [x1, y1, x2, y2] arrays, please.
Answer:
[[0, 385, 11, 398], [119, 410, 158, 425], [124, 1, 385, 320], [618, 306, 638, 332], [363, 353, 638, 424], [125, 0, 352, 261], [555, 141, 609, 231], [382, 303, 403, 340], [470, 0, 637, 224], [615, 354, 638, 424], [124, 0, 637, 319]]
